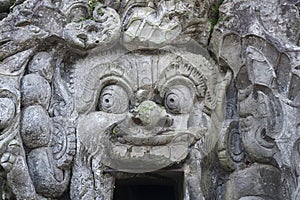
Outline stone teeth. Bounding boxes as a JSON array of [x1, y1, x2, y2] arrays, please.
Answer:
[[112, 145, 127, 157], [150, 146, 170, 158], [130, 146, 147, 158], [121, 134, 174, 146]]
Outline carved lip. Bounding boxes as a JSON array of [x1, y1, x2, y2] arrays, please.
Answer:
[[117, 132, 193, 146], [102, 124, 206, 172], [110, 125, 198, 146]]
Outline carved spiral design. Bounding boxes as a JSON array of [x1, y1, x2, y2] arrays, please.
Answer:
[[51, 120, 76, 169]]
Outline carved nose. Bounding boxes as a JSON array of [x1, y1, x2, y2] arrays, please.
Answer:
[[131, 101, 172, 128]]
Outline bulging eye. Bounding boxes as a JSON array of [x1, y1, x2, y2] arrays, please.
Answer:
[[164, 85, 194, 114], [165, 93, 180, 113], [98, 85, 129, 113]]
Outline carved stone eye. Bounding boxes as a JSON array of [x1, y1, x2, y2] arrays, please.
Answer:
[[165, 93, 180, 113], [164, 85, 194, 114], [98, 85, 129, 113]]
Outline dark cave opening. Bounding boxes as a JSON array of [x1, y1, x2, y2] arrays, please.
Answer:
[[113, 171, 184, 200]]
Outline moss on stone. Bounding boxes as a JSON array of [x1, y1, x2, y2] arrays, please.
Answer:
[[88, 0, 98, 14], [209, 1, 223, 33]]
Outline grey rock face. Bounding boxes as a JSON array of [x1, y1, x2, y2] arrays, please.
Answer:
[[0, 98, 15, 131], [21, 74, 51, 108], [27, 52, 54, 82], [27, 147, 70, 198], [21, 105, 51, 149], [0, 0, 299, 200]]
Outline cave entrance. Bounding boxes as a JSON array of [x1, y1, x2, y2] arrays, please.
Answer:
[[112, 170, 184, 200]]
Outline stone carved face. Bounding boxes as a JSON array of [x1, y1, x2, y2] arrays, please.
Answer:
[[75, 49, 214, 172]]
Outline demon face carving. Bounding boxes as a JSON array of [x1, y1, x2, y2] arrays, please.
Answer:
[[75, 49, 216, 170], [71, 47, 228, 199]]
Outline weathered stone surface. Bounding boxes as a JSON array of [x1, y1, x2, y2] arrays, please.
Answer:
[[0, 98, 15, 131], [20, 105, 51, 149], [224, 164, 282, 200], [0, 0, 299, 199], [27, 147, 70, 198], [21, 74, 51, 108], [27, 52, 54, 82]]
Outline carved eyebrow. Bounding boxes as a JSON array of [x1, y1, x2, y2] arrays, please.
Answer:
[[156, 57, 207, 98], [76, 63, 135, 114], [155, 56, 217, 111], [83, 63, 134, 100]]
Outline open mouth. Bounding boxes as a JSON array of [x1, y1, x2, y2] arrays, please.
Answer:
[[99, 124, 204, 172], [112, 170, 184, 200]]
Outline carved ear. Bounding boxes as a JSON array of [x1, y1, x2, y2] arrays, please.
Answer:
[[236, 65, 251, 91], [239, 86, 283, 163], [219, 32, 243, 78], [246, 46, 276, 88], [253, 86, 283, 137], [217, 120, 244, 171]]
